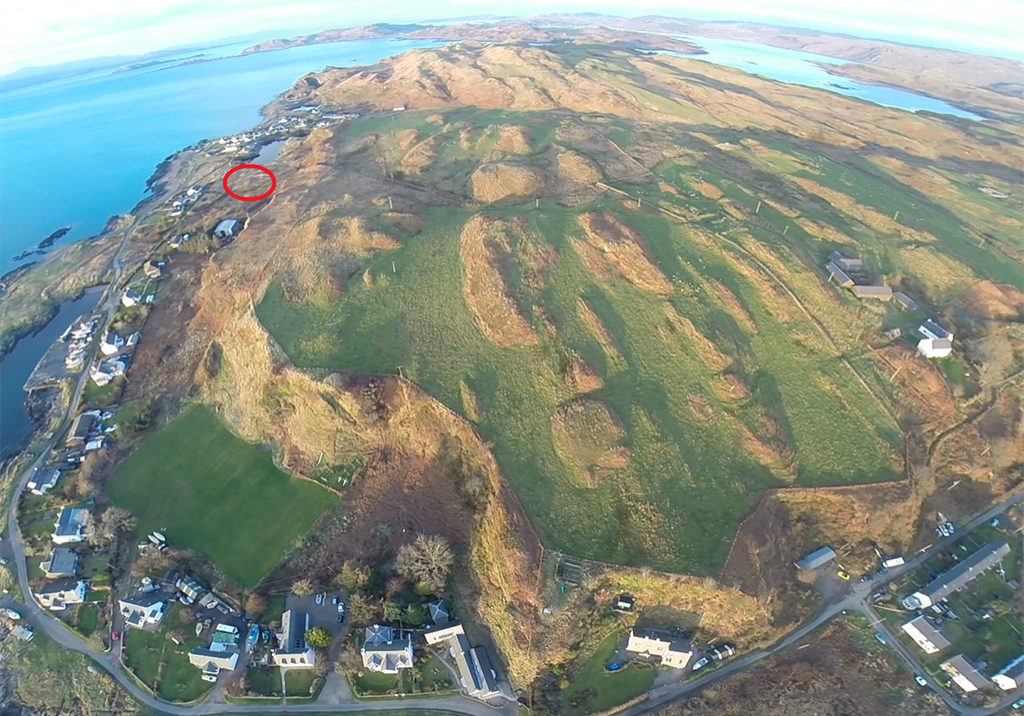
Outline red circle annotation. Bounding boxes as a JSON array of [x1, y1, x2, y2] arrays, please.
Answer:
[[222, 164, 276, 201]]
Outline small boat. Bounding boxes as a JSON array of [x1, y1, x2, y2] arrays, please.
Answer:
[[148, 534, 162, 545], [152, 531, 166, 542], [4, 609, 21, 620], [246, 624, 260, 652]]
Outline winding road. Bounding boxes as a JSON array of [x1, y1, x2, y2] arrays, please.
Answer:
[[3, 220, 1022, 715]]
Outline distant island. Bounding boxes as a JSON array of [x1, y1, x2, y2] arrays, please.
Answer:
[[10, 226, 71, 261]]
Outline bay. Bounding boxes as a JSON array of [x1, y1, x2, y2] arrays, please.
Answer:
[[0, 288, 101, 460], [0, 38, 446, 275], [658, 35, 985, 120]]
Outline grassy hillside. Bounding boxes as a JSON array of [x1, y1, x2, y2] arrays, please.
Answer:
[[252, 98, 932, 572], [107, 405, 337, 587]]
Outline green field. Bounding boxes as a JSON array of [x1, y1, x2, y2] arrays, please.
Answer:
[[352, 669, 400, 695], [107, 404, 337, 587], [257, 150, 900, 573], [563, 631, 655, 715]]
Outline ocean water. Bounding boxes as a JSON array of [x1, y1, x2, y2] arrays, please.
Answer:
[[0, 38, 446, 275], [0, 288, 101, 460], [662, 36, 985, 120]]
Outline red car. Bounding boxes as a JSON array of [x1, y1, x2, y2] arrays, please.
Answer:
[[111, 631, 120, 641]]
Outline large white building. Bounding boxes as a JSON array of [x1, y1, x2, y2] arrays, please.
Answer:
[[902, 542, 1010, 610], [625, 627, 693, 669], [272, 610, 316, 669]]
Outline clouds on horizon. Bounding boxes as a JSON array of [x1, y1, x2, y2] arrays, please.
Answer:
[[3, 0, 1021, 75]]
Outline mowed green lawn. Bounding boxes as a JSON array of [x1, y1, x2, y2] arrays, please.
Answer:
[[108, 405, 337, 587]]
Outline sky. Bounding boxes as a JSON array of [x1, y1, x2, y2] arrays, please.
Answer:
[[2, 0, 1022, 75]]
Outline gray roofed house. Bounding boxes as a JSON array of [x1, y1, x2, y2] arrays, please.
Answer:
[[35, 578, 87, 610], [119, 592, 167, 629], [993, 655, 1024, 690], [941, 654, 991, 693], [428, 599, 449, 624], [41, 547, 79, 578], [272, 609, 315, 668], [361, 625, 413, 673], [470, 646, 500, 698], [53, 507, 90, 544], [903, 542, 1010, 610], [826, 262, 854, 287], [900, 616, 951, 654], [918, 320, 952, 341], [828, 251, 864, 272], [919, 337, 953, 359], [187, 647, 239, 679], [893, 292, 918, 310], [795, 546, 836, 571], [27, 468, 61, 495], [852, 285, 893, 300], [67, 414, 95, 449]]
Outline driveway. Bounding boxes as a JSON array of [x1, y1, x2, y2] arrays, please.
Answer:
[[284, 590, 347, 635]]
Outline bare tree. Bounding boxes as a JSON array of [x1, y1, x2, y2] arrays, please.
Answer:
[[291, 578, 315, 597], [394, 534, 454, 592], [90, 506, 137, 545], [335, 641, 363, 673], [971, 335, 1014, 390], [244, 592, 268, 619]]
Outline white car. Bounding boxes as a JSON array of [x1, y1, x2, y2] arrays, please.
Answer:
[[315, 593, 324, 605], [914, 675, 927, 687]]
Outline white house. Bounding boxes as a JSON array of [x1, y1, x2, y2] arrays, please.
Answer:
[[121, 289, 141, 308], [35, 579, 87, 610], [99, 332, 124, 356], [119, 592, 167, 629], [361, 624, 412, 674], [900, 616, 951, 654], [272, 610, 316, 669], [918, 338, 953, 359], [52, 507, 90, 544], [27, 468, 61, 496], [625, 627, 693, 669], [993, 655, 1024, 690]]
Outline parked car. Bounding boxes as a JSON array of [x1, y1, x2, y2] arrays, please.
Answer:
[[111, 631, 120, 641], [874, 632, 887, 645], [315, 593, 324, 605], [945, 521, 955, 534], [337, 602, 345, 613], [914, 675, 927, 687], [337, 614, 344, 623], [691, 657, 710, 671], [1011, 697, 1024, 709], [837, 570, 850, 581], [0, 558, 8, 565], [332, 595, 339, 605]]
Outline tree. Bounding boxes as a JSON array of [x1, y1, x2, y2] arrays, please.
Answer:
[[291, 578, 315, 597], [346, 593, 378, 624], [305, 626, 333, 649], [244, 592, 268, 619], [394, 534, 454, 592], [403, 603, 429, 627], [335, 641, 363, 673], [335, 561, 371, 592], [383, 598, 406, 622], [91, 506, 137, 545]]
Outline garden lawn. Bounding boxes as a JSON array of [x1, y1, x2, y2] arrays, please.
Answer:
[[121, 604, 211, 702], [563, 631, 655, 715], [107, 405, 337, 588], [285, 669, 319, 697], [353, 670, 399, 695]]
